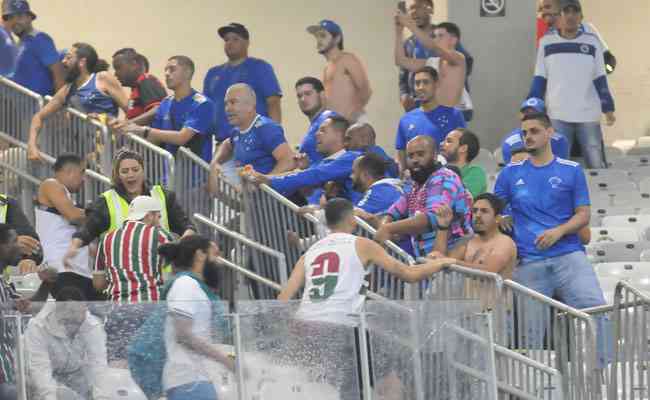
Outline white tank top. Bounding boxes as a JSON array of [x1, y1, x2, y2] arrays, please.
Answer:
[[35, 185, 90, 277], [296, 233, 369, 326]]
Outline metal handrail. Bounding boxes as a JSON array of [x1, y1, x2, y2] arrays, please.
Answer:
[[193, 213, 288, 284], [615, 279, 650, 303], [177, 146, 210, 170], [504, 279, 596, 321], [357, 217, 415, 264], [216, 256, 282, 292], [0, 76, 44, 101], [124, 132, 175, 189]]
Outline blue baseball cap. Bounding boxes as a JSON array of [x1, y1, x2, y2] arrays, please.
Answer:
[[2, 0, 37, 19], [307, 19, 343, 37], [520, 97, 546, 113]]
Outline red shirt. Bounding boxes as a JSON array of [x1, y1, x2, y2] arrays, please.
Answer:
[[536, 17, 550, 47], [126, 73, 167, 119]]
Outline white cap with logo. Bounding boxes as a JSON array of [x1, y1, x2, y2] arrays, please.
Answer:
[[127, 196, 162, 221]]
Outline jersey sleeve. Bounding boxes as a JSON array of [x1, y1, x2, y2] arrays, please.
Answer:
[[151, 100, 167, 129], [529, 41, 548, 99], [387, 194, 408, 221], [35, 33, 60, 67], [184, 100, 215, 135], [357, 186, 398, 214], [573, 167, 591, 208], [395, 119, 407, 150], [167, 277, 203, 318], [270, 153, 356, 195], [592, 40, 615, 113], [261, 124, 288, 154], [493, 167, 512, 207], [256, 61, 283, 98]]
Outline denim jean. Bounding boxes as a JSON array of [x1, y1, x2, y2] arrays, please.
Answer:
[[551, 119, 607, 169], [167, 381, 217, 400], [513, 251, 612, 367]]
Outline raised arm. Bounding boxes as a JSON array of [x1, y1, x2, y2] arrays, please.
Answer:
[[27, 85, 69, 161], [396, 13, 465, 67], [394, 20, 426, 73]]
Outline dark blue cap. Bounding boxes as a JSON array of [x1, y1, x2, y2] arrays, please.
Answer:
[[307, 19, 343, 37], [2, 0, 37, 20], [520, 97, 546, 113]]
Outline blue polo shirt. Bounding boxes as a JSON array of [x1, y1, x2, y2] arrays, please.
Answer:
[[152, 90, 215, 163], [270, 150, 362, 203], [494, 157, 590, 261], [12, 30, 60, 95], [230, 115, 287, 174], [203, 57, 282, 142], [0, 26, 16, 77], [395, 106, 466, 150], [501, 128, 570, 164], [298, 109, 336, 165]]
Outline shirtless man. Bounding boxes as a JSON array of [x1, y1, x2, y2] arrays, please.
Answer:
[[307, 19, 372, 122], [395, 15, 466, 109], [430, 193, 517, 279]]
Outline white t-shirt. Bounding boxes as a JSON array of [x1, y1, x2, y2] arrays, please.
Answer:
[[162, 275, 212, 390]]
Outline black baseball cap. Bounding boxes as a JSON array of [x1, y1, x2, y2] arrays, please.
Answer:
[[218, 23, 250, 40]]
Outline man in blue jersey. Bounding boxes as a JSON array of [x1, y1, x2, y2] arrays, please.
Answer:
[[3, 0, 64, 95], [501, 98, 569, 164], [344, 122, 398, 178], [203, 23, 282, 143], [352, 152, 403, 216], [211, 83, 294, 186], [494, 113, 608, 362], [529, 0, 615, 169], [0, 6, 16, 77], [294, 76, 336, 166], [397, 0, 473, 114], [126, 56, 216, 164], [395, 66, 466, 175], [242, 115, 362, 204]]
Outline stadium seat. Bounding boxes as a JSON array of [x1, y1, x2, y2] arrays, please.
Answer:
[[493, 149, 505, 168], [604, 145, 625, 160], [590, 227, 640, 243], [591, 206, 638, 227], [626, 146, 650, 156], [639, 177, 650, 194], [588, 180, 637, 194], [592, 192, 650, 208], [475, 148, 499, 173], [584, 168, 630, 182], [594, 262, 650, 282], [586, 241, 650, 263], [602, 215, 650, 239]]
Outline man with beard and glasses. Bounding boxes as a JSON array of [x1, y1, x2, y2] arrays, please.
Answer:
[[26, 42, 128, 161], [440, 128, 486, 198], [3, 0, 64, 95], [307, 19, 372, 123], [375, 135, 471, 258], [203, 23, 282, 143], [430, 193, 516, 279], [394, 66, 465, 176], [294, 76, 337, 167]]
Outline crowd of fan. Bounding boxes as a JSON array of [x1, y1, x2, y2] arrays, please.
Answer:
[[0, 0, 619, 398]]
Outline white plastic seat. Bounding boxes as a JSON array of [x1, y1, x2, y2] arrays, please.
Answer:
[[588, 180, 637, 194], [92, 368, 148, 399], [493, 149, 505, 168], [594, 262, 650, 282], [601, 214, 650, 239], [639, 177, 650, 194], [590, 207, 637, 227], [590, 227, 639, 243], [604, 146, 625, 160], [626, 145, 650, 156], [586, 241, 650, 263], [593, 192, 650, 208], [584, 168, 630, 182]]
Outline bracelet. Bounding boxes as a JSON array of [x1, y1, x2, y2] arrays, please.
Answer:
[[437, 224, 450, 231], [143, 127, 151, 139]]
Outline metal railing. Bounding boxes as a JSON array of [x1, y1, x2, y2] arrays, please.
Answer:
[[0, 77, 43, 143], [584, 281, 650, 400], [40, 99, 113, 176], [194, 213, 285, 302]]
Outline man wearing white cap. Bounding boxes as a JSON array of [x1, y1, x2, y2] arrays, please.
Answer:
[[94, 195, 175, 365]]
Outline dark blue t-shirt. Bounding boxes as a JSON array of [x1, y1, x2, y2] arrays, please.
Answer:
[[299, 109, 336, 166], [395, 106, 466, 150], [230, 115, 287, 174], [365, 145, 399, 178], [203, 57, 282, 142], [494, 157, 590, 261], [152, 90, 215, 163], [12, 31, 60, 96], [0, 26, 16, 77]]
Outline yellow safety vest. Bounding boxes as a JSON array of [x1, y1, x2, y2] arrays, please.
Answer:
[[0, 194, 7, 224], [101, 185, 170, 234]]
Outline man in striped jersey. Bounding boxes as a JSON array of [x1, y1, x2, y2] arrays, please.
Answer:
[[94, 195, 174, 365]]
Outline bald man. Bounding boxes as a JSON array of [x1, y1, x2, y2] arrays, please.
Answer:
[[376, 135, 472, 257], [211, 83, 294, 186], [345, 123, 398, 178]]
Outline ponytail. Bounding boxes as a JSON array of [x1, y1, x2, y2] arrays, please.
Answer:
[[93, 58, 110, 73], [158, 235, 211, 271]]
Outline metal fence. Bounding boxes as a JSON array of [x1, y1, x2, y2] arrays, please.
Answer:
[[0, 77, 43, 143], [585, 281, 650, 400], [194, 213, 286, 303]]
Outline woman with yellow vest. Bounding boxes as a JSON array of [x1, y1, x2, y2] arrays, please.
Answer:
[[63, 149, 196, 267]]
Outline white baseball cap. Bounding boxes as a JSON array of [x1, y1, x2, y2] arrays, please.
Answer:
[[127, 196, 162, 221]]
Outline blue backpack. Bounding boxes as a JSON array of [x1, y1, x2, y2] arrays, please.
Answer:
[[127, 272, 223, 399]]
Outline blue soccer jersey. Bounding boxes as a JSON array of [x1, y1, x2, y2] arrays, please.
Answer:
[[494, 157, 590, 260], [395, 106, 466, 150], [12, 31, 60, 95], [356, 179, 402, 214], [501, 128, 570, 164], [298, 109, 336, 166], [230, 115, 288, 174], [203, 57, 282, 142]]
